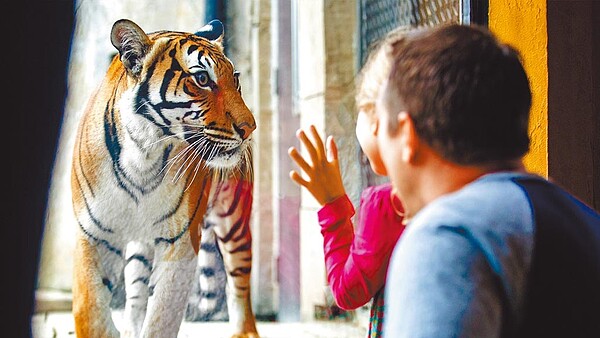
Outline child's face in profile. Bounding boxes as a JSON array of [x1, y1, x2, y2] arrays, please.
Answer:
[[356, 107, 387, 176]]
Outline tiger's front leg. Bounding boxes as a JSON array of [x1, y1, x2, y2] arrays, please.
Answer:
[[122, 241, 154, 338], [72, 232, 120, 338], [209, 178, 259, 338], [139, 242, 197, 338], [220, 239, 258, 338]]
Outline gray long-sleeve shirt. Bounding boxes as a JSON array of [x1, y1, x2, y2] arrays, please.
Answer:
[[383, 172, 536, 337]]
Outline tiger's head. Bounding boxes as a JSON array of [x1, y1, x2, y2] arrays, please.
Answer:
[[109, 19, 255, 171]]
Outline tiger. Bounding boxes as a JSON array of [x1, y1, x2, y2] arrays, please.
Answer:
[[70, 18, 259, 338]]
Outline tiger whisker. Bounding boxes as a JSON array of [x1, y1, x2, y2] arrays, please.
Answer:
[[175, 137, 211, 183], [196, 145, 213, 174], [184, 143, 212, 186], [159, 143, 192, 178], [166, 138, 201, 167], [197, 145, 219, 178], [165, 134, 207, 166], [159, 135, 205, 180], [172, 150, 194, 184], [245, 144, 254, 179], [184, 148, 206, 192], [142, 130, 191, 150], [175, 142, 205, 184], [171, 138, 206, 183], [133, 100, 153, 114]]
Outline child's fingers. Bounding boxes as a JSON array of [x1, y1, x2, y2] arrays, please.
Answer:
[[308, 125, 325, 161], [288, 147, 313, 175], [289, 170, 309, 187], [326, 136, 338, 162], [296, 129, 319, 165]]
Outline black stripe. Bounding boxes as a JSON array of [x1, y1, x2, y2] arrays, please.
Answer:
[[126, 254, 152, 270], [206, 126, 236, 136], [223, 181, 245, 216], [187, 45, 198, 55], [103, 90, 138, 203], [160, 68, 176, 102], [228, 266, 251, 277], [77, 221, 122, 257], [123, 144, 173, 196], [170, 46, 184, 71], [199, 242, 220, 253], [228, 241, 252, 255], [205, 133, 237, 142], [200, 267, 215, 277], [102, 278, 113, 292], [139, 145, 172, 191], [76, 122, 95, 197], [183, 81, 199, 96], [232, 220, 249, 242], [136, 62, 174, 130], [154, 176, 209, 245], [131, 277, 150, 285], [104, 94, 121, 164], [177, 39, 188, 48], [75, 173, 114, 234], [153, 180, 185, 225], [133, 99, 173, 136], [124, 122, 146, 152], [182, 109, 204, 120], [200, 291, 217, 299], [155, 100, 194, 110], [218, 218, 244, 243], [174, 71, 185, 96], [112, 166, 138, 203]]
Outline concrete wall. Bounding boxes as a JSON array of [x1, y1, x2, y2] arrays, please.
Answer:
[[295, 0, 362, 321], [489, 0, 548, 177], [249, 0, 277, 317]]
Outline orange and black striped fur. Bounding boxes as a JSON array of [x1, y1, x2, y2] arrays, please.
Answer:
[[71, 19, 258, 338]]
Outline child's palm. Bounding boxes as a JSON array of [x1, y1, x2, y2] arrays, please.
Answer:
[[288, 125, 346, 206]]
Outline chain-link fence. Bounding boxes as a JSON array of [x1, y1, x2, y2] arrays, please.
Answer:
[[358, 0, 487, 65]]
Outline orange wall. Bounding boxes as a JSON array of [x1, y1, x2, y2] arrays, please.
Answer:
[[488, 0, 548, 177]]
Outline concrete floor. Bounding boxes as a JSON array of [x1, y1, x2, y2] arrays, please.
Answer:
[[32, 311, 367, 338]]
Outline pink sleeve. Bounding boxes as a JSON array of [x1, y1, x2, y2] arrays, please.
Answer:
[[317, 184, 405, 310]]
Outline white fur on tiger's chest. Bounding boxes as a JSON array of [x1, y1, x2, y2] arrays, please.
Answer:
[[82, 157, 198, 248]]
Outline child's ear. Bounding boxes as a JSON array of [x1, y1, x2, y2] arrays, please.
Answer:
[[398, 112, 418, 163], [370, 116, 379, 136]]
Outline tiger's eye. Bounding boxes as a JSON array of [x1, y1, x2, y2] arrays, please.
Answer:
[[195, 71, 210, 86]]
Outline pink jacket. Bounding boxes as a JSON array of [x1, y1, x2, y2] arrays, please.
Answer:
[[317, 183, 405, 310]]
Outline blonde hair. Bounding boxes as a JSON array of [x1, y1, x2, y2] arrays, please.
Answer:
[[355, 27, 411, 116]]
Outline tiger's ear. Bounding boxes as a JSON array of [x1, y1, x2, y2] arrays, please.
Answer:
[[110, 19, 151, 77], [194, 19, 224, 51]]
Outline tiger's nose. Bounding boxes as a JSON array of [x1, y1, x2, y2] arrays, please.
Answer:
[[233, 122, 256, 140]]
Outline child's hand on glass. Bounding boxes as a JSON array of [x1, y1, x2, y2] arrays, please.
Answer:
[[288, 125, 346, 206]]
